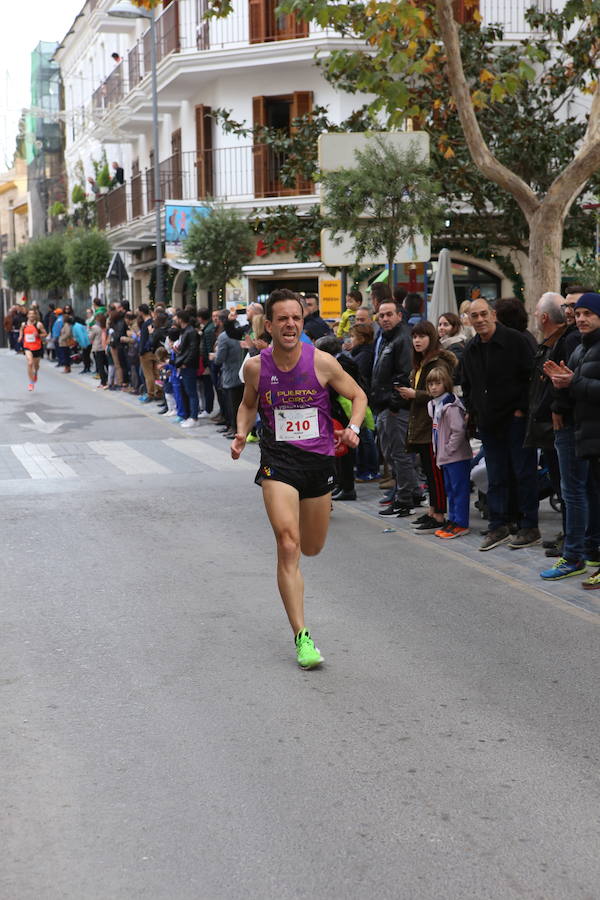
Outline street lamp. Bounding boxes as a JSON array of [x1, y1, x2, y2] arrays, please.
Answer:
[[108, 0, 164, 305]]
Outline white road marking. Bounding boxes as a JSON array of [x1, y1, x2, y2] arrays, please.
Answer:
[[20, 412, 66, 434], [10, 443, 77, 480], [88, 441, 170, 475], [163, 437, 255, 471]]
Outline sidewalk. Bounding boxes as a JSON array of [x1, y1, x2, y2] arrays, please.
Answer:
[[20, 352, 600, 619], [347, 481, 600, 619]]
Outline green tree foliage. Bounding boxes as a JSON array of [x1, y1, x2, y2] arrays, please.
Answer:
[[214, 106, 376, 266], [215, 104, 377, 192], [563, 252, 600, 291], [207, 0, 600, 300], [183, 206, 255, 303], [3, 245, 30, 293], [26, 234, 70, 295], [71, 184, 87, 205], [322, 138, 445, 287], [249, 204, 321, 263], [49, 201, 66, 218], [96, 164, 112, 189], [65, 230, 112, 292], [148, 265, 177, 303]]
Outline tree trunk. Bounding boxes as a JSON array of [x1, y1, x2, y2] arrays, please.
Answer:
[[524, 209, 564, 314], [435, 0, 600, 315]]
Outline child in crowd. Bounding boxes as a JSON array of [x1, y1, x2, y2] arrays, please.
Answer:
[[336, 289, 362, 339], [155, 346, 177, 415], [165, 327, 187, 421], [426, 366, 472, 539]]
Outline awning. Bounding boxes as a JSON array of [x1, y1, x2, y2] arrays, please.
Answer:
[[106, 252, 129, 281], [371, 268, 389, 284]]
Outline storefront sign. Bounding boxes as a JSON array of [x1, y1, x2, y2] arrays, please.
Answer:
[[165, 202, 210, 267], [320, 279, 342, 318]]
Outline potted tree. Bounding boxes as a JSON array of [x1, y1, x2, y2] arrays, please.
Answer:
[[96, 164, 112, 194]]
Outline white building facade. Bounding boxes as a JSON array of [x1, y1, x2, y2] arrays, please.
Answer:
[[56, 0, 560, 307]]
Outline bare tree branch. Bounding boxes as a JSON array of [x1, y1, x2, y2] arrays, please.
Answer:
[[545, 85, 600, 213], [435, 0, 539, 221]]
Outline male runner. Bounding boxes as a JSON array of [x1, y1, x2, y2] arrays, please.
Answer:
[[231, 289, 367, 668]]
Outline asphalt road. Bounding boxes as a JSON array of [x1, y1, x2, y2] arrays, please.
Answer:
[[1, 349, 599, 900]]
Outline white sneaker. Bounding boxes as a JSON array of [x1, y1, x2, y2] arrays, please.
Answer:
[[180, 418, 198, 428], [198, 410, 209, 418], [165, 409, 177, 417]]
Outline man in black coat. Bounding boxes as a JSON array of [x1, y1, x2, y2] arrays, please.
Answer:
[[303, 294, 332, 341], [525, 292, 569, 553], [461, 298, 538, 551], [544, 293, 600, 589], [138, 303, 161, 402], [174, 308, 200, 427], [370, 299, 418, 517]]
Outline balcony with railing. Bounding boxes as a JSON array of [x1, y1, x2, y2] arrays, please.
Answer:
[[480, 0, 553, 35], [91, 61, 126, 113], [90, 0, 317, 117], [96, 182, 128, 229], [95, 145, 315, 233]]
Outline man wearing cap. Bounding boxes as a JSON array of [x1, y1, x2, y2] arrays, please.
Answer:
[[544, 292, 600, 590]]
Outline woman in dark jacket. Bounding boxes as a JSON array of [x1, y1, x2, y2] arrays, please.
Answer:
[[108, 308, 127, 387], [348, 322, 375, 389], [495, 296, 537, 353], [397, 321, 457, 531], [347, 323, 379, 481], [438, 311, 467, 368]]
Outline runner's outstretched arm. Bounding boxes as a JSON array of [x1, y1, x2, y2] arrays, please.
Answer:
[[231, 356, 260, 459]]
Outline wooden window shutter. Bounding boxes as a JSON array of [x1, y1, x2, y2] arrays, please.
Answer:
[[252, 95, 268, 198], [452, 0, 479, 24], [292, 10, 308, 38], [195, 105, 213, 199], [291, 91, 313, 194], [170, 129, 182, 200], [249, 0, 267, 44]]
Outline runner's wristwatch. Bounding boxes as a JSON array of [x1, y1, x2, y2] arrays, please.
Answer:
[[348, 424, 360, 436]]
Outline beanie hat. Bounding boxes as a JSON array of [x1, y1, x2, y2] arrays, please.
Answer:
[[574, 292, 600, 317]]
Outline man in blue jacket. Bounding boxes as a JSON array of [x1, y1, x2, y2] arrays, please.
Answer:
[[51, 309, 64, 367]]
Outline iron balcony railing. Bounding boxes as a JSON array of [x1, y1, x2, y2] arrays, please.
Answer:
[[480, 0, 552, 34], [96, 183, 128, 229], [95, 145, 315, 230]]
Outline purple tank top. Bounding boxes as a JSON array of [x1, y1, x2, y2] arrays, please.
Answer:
[[258, 343, 335, 457]]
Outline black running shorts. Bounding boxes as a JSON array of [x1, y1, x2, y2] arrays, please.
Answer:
[[255, 460, 336, 500]]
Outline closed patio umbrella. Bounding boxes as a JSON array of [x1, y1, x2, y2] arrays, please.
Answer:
[[428, 248, 457, 324]]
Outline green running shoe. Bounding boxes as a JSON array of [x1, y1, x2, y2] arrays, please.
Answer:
[[582, 569, 600, 591], [295, 629, 324, 669]]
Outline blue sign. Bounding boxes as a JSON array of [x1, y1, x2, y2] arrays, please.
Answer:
[[165, 203, 210, 246]]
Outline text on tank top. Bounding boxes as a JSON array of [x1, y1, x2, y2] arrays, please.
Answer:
[[258, 342, 335, 457], [23, 323, 42, 351]]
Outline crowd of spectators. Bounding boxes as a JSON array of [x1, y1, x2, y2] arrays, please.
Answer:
[[6, 281, 600, 590]]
